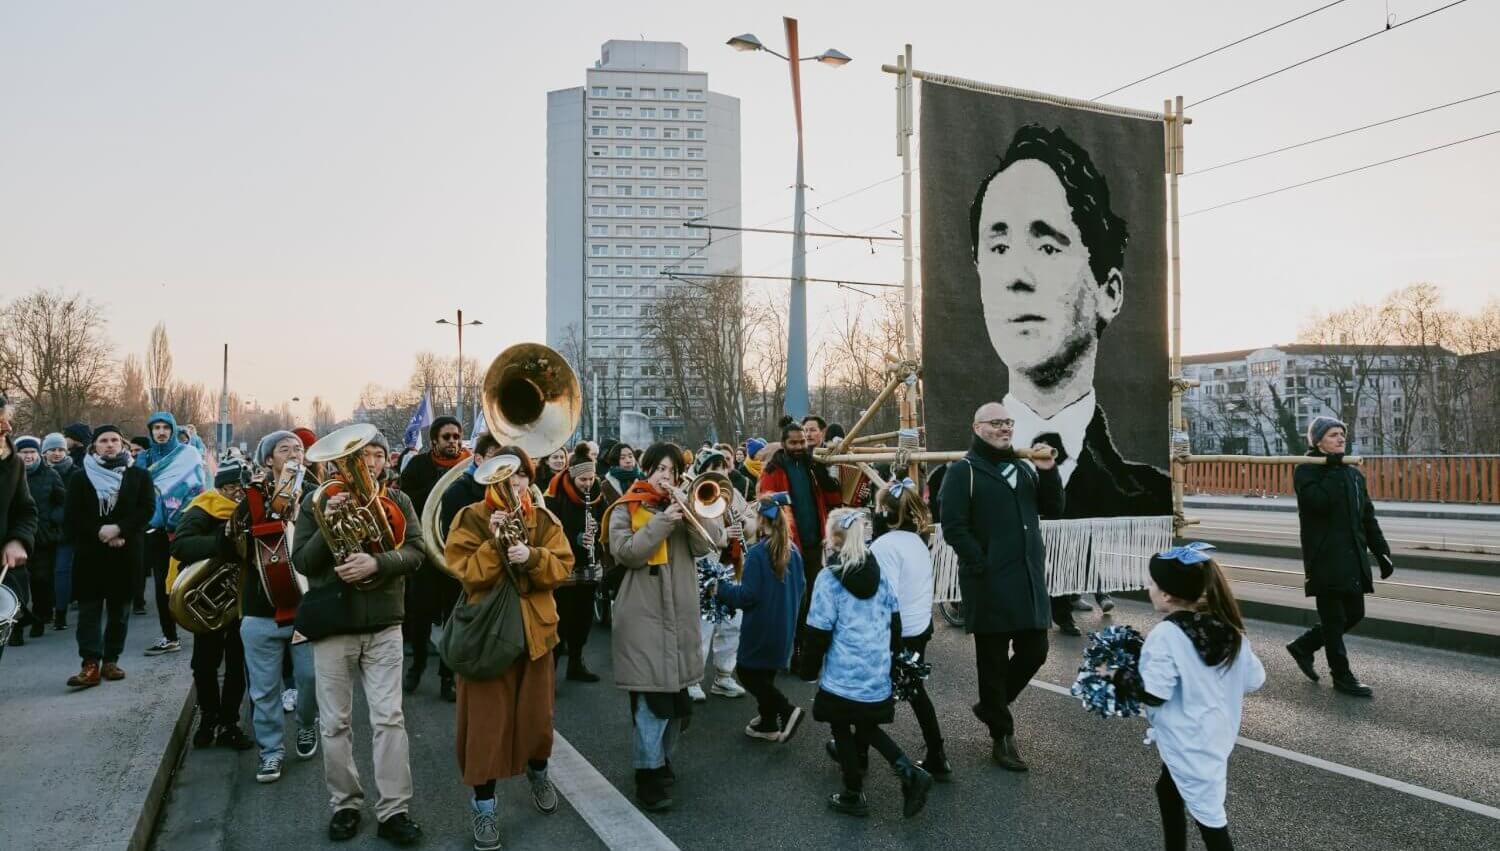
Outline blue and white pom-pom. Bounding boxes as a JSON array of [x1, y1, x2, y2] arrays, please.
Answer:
[[890, 649, 932, 703], [1070, 624, 1146, 719], [696, 559, 736, 624]]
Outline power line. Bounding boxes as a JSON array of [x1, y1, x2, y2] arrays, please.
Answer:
[[1187, 88, 1500, 175], [1094, 0, 1353, 100], [1182, 127, 1500, 216], [662, 271, 902, 288], [683, 220, 902, 241], [1188, 0, 1473, 108]]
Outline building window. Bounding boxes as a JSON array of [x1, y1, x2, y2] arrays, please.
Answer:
[[590, 279, 607, 289], [615, 126, 632, 137], [615, 87, 632, 98], [614, 185, 632, 196], [615, 264, 631, 275], [590, 304, 608, 316], [617, 345, 633, 356], [591, 345, 608, 356], [590, 106, 607, 117], [664, 205, 681, 217], [639, 87, 656, 99], [615, 244, 633, 256], [590, 126, 607, 137], [614, 225, 633, 236], [639, 205, 657, 217], [687, 128, 704, 139], [640, 225, 657, 236], [639, 166, 656, 177], [615, 107, 631, 117], [664, 166, 681, 177], [590, 204, 608, 216], [591, 324, 608, 336], [590, 244, 607, 256], [640, 245, 657, 256], [639, 146, 656, 158], [590, 86, 607, 97], [614, 165, 632, 176], [638, 127, 657, 138], [663, 88, 680, 99], [663, 186, 681, 197], [615, 284, 633, 295], [664, 225, 681, 237], [663, 127, 680, 139], [590, 224, 607, 235], [591, 146, 607, 157], [614, 205, 632, 216], [642, 406, 658, 417], [616, 335, 633, 348], [688, 265, 704, 273], [687, 187, 705, 198], [639, 266, 657, 277], [687, 167, 703, 178], [615, 305, 632, 316], [590, 184, 607, 196], [590, 164, 608, 176], [664, 147, 681, 158], [664, 245, 681, 257], [614, 146, 631, 157], [687, 206, 704, 216], [639, 186, 657, 197], [686, 148, 703, 159], [639, 385, 654, 397], [639, 107, 656, 118], [663, 108, 680, 118], [687, 89, 703, 100]]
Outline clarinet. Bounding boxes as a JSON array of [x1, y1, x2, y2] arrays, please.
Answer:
[[582, 486, 599, 572]]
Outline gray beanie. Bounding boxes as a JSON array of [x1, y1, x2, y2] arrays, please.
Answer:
[[368, 430, 391, 455], [1307, 416, 1346, 448], [255, 430, 300, 466], [41, 432, 67, 453]]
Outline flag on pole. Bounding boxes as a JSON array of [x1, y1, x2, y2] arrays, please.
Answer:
[[471, 405, 486, 441], [404, 391, 434, 450]]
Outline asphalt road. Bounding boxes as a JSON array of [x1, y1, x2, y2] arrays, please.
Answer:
[[154, 599, 1500, 850]]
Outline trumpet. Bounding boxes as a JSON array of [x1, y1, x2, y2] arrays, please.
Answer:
[[475, 454, 529, 566]]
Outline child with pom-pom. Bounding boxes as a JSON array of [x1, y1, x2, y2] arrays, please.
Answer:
[[1126, 543, 1265, 851]]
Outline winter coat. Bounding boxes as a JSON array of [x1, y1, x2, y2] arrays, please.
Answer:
[[715, 540, 805, 670], [607, 498, 723, 693], [756, 452, 842, 551], [0, 438, 38, 557], [939, 441, 1065, 634], [545, 479, 605, 584], [291, 487, 424, 633], [65, 462, 154, 602], [25, 461, 66, 549], [171, 493, 290, 620], [1294, 452, 1390, 596], [399, 450, 470, 518]]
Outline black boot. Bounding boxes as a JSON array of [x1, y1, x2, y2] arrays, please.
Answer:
[[30, 616, 46, 638], [1332, 673, 1373, 697], [635, 768, 674, 811], [991, 734, 1029, 772], [402, 662, 424, 695], [917, 744, 953, 782], [53, 610, 68, 630], [439, 674, 456, 703], [1286, 642, 1320, 682], [567, 657, 601, 683], [894, 756, 934, 818], [192, 718, 217, 748]]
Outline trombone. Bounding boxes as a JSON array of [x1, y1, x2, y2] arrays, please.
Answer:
[[669, 470, 729, 549]]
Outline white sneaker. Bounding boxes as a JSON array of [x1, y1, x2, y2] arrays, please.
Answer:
[[687, 684, 707, 703], [144, 638, 180, 656], [281, 688, 297, 713], [710, 672, 746, 698]]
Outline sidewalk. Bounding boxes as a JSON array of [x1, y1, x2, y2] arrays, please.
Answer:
[[1185, 493, 1500, 521], [0, 600, 194, 851]]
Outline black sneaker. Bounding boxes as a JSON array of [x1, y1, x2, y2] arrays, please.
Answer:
[[328, 808, 361, 841], [376, 812, 423, 846], [255, 756, 283, 783], [827, 789, 869, 817], [1332, 674, 1373, 698], [217, 724, 255, 751], [1286, 642, 1320, 682], [295, 725, 319, 759], [635, 768, 673, 811], [192, 720, 217, 748], [896, 758, 934, 818]]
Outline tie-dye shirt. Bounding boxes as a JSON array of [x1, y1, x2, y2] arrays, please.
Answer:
[[806, 559, 900, 703]]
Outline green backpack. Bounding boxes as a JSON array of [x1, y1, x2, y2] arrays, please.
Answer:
[[438, 574, 527, 681]]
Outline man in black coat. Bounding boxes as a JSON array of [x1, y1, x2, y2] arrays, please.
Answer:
[[940, 401, 1063, 771], [396, 415, 468, 698], [64, 426, 155, 688], [16, 435, 65, 640], [1287, 417, 1393, 698], [1, 395, 39, 652]]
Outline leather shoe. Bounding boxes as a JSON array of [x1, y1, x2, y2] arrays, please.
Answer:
[[376, 812, 423, 846], [567, 659, 601, 682], [992, 734, 1029, 772], [917, 747, 954, 782], [1053, 618, 1082, 637], [328, 808, 361, 841], [402, 665, 423, 695], [1286, 643, 1320, 682], [1332, 674, 1373, 698], [439, 676, 456, 702]]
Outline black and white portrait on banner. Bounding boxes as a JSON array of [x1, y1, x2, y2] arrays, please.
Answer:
[[921, 81, 1171, 521]]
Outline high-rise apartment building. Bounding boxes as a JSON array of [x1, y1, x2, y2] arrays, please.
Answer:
[[546, 40, 742, 442]]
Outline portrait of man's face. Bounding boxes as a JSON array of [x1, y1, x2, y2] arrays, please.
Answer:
[[975, 158, 1123, 389]]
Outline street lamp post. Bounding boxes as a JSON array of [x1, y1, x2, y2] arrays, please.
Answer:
[[728, 19, 849, 419], [435, 310, 483, 424]]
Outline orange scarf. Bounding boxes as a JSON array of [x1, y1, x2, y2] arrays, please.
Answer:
[[432, 449, 472, 470]]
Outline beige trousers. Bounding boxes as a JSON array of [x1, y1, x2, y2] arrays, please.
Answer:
[[312, 625, 413, 821]]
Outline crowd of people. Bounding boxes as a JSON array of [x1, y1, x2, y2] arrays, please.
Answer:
[[0, 390, 1395, 850]]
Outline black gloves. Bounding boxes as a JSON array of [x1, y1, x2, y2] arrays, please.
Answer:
[[1377, 553, 1395, 580]]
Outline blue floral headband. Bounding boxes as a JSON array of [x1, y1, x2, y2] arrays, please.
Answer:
[[759, 491, 791, 520], [1155, 541, 1216, 565]]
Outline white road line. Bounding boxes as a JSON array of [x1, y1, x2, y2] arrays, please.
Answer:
[[549, 732, 681, 850], [1028, 680, 1500, 822]]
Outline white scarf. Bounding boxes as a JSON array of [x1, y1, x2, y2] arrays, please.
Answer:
[[84, 451, 127, 514]]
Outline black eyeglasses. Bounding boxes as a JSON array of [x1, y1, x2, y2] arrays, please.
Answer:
[[977, 419, 1015, 429]]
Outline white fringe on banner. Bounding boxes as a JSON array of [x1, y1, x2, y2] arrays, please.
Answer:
[[929, 516, 1174, 603]]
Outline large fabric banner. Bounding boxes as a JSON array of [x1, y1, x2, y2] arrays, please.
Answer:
[[921, 80, 1171, 524]]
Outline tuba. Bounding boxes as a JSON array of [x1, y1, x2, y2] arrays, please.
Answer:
[[420, 342, 581, 568], [305, 424, 403, 576], [169, 557, 242, 634]]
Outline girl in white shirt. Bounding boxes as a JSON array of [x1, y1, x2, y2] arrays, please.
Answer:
[[1134, 543, 1265, 851], [868, 479, 949, 781]]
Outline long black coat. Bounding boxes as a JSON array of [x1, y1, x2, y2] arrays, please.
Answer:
[[0, 438, 38, 557], [1294, 453, 1390, 596], [25, 461, 66, 549], [65, 462, 155, 602], [940, 447, 1065, 634]]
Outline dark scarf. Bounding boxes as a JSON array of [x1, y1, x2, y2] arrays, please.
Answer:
[[1165, 611, 1241, 668], [970, 435, 1021, 466]]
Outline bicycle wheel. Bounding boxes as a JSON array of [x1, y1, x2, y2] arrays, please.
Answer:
[[938, 600, 964, 628], [593, 587, 612, 627]]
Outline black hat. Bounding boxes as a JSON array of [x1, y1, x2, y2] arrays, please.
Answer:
[[131, 436, 152, 451], [64, 422, 93, 444], [215, 459, 246, 488], [92, 424, 123, 442]]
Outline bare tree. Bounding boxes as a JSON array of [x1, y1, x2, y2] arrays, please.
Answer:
[[354, 384, 419, 448], [1297, 304, 1391, 450], [0, 289, 116, 434], [1382, 284, 1465, 451], [1455, 301, 1500, 452], [309, 395, 336, 434], [743, 292, 788, 439], [638, 275, 747, 444], [145, 322, 173, 409]]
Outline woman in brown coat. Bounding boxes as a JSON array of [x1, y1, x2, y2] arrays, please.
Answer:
[[444, 446, 573, 851], [603, 441, 722, 811]]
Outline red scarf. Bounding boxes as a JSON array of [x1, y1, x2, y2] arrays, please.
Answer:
[[432, 449, 471, 470]]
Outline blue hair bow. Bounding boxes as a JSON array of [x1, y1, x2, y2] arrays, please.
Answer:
[[838, 510, 864, 530], [759, 491, 791, 520], [887, 477, 917, 498], [1155, 541, 1217, 565]]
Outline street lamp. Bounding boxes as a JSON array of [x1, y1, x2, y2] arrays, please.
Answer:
[[728, 17, 849, 418], [435, 310, 483, 424]]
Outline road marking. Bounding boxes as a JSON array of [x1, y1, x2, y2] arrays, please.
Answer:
[[550, 732, 681, 850], [1028, 680, 1500, 822]]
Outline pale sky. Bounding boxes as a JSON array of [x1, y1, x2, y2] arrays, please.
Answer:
[[3, 1, 1497, 420]]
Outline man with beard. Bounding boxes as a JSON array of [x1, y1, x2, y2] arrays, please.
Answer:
[[800, 415, 827, 451], [138, 411, 206, 648], [397, 416, 470, 698], [757, 419, 842, 664]]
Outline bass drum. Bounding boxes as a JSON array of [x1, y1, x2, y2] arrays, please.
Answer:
[[0, 582, 19, 661]]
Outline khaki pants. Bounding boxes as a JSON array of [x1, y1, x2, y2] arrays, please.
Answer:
[[312, 625, 413, 821]]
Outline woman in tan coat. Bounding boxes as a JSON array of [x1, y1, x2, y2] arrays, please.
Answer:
[[604, 441, 722, 812], [444, 446, 573, 851]]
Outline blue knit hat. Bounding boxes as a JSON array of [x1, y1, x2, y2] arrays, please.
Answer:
[[14, 435, 40, 454], [41, 433, 66, 453], [745, 437, 767, 460], [1307, 416, 1346, 448]]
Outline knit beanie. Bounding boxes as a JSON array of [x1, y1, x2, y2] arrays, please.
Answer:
[[367, 430, 391, 455], [131, 436, 152, 451], [256, 430, 299, 466], [292, 427, 318, 449], [215, 459, 246, 488], [744, 437, 767, 460], [92, 424, 123, 443], [1307, 416, 1345, 448], [63, 422, 92, 445], [14, 435, 40, 454], [42, 432, 67, 453]]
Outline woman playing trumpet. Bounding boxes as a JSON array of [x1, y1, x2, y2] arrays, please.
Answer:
[[443, 445, 573, 851]]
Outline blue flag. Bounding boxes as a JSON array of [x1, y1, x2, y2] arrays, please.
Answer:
[[404, 391, 433, 450]]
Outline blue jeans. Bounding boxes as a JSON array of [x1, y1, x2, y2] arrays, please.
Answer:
[[241, 616, 317, 760], [631, 697, 680, 770], [53, 545, 74, 613], [77, 598, 130, 663]]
